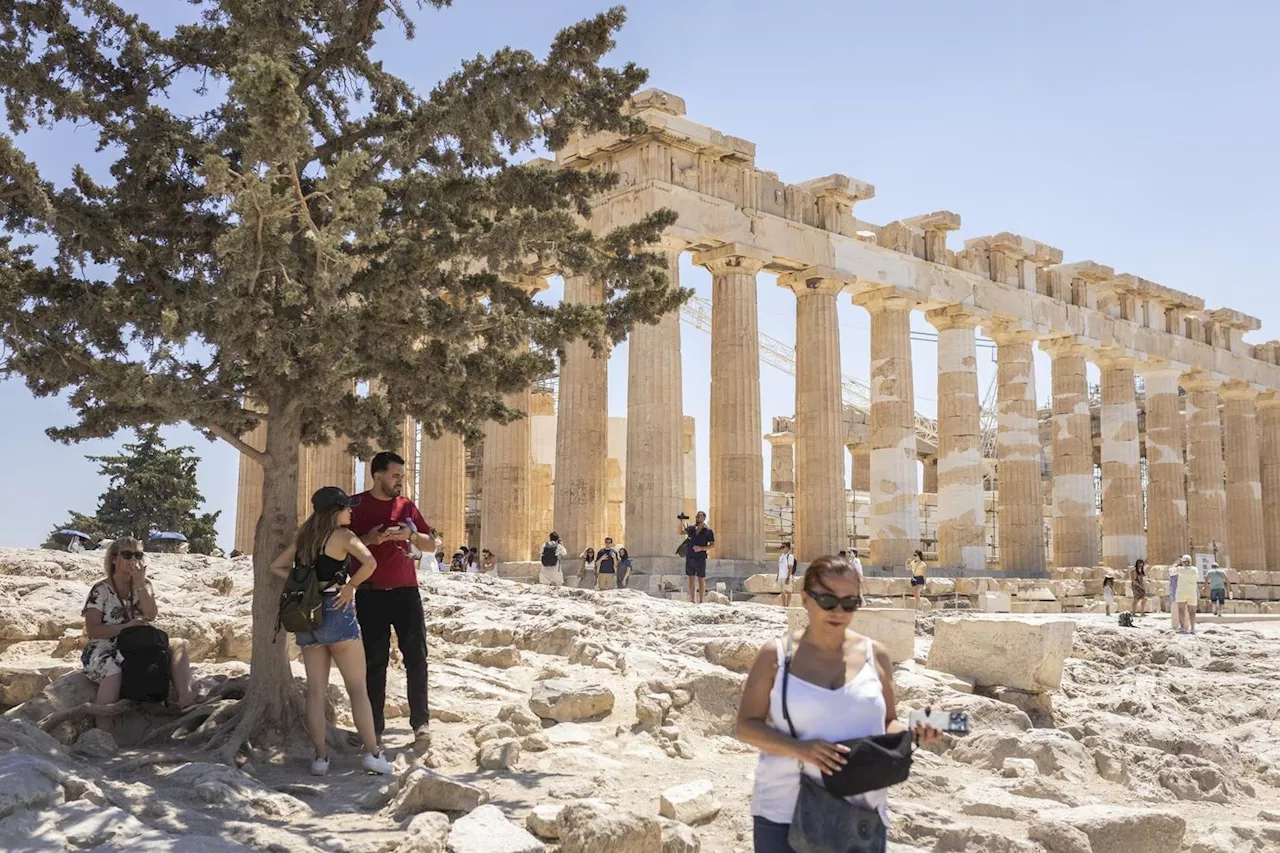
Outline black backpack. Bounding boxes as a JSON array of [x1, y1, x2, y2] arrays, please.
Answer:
[[116, 625, 172, 702], [540, 542, 559, 567], [1118, 611, 1134, 628], [277, 558, 324, 634]]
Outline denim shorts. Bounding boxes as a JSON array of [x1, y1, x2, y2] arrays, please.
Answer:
[[295, 593, 361, 648], [1210, 588, 1226, 604]]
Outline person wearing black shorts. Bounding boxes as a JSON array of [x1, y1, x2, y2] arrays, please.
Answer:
[[678, 511, 715, 604]]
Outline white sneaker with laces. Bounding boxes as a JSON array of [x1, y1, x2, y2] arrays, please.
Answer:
[[310, 756, 330, 776], [361, 750, 394, 775]]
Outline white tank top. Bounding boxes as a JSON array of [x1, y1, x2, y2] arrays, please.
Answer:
[[750, 634, 890, 824]]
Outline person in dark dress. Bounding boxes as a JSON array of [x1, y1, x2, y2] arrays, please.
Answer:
[[678, 511, 715, 604]]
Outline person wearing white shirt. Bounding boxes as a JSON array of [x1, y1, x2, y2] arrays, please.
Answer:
[[777, 543, 797, 607]]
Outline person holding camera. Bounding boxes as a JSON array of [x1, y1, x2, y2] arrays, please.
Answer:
[[677, 511, 714, 604]]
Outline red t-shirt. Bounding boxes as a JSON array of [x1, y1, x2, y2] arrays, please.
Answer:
[[346, 492, 432, 590]]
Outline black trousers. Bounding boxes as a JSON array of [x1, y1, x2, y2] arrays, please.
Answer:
[[355, 586, 429, 737]]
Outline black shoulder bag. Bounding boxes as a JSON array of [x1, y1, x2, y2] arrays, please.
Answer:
[[780, 634, 911, 853]]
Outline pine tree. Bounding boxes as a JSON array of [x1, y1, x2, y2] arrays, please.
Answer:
[[0, 1, 680, 759]]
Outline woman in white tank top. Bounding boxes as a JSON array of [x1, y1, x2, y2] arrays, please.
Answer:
[[735, 555, 938, 852]]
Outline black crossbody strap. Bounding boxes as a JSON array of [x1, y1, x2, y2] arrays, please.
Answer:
[[781, 632, 798, 740]]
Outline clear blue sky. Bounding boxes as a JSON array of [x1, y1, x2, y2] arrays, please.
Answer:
[[3, 0, 1277, 549]]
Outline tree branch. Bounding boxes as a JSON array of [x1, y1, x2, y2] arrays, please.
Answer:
[[205, 423, 267, 467]]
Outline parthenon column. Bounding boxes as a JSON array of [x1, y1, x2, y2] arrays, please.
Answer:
[[1258, 393, 1280, 570], [1098, 355, 1145, 571], [856, 291, 919, 569], [1141, 366, 1188, 564], [849, 444, 870, 492], [625, 242, 686, 559], [1221, 381, 1265, 569], [693, 244, 770, 562], [784, 272, 847, 561], [765, 431, 795, 493], [419, 431, 466, 548], [553, 274, 608, 554], [991, 328, 1045, 572], [1041, 339, 1097, 568], [1183, 372, 1228, 562], [926, 308, 985, 571]]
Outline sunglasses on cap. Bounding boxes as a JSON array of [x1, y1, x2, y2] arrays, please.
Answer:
[[806, 588, 860, 612], [118, 550, 144, 560]]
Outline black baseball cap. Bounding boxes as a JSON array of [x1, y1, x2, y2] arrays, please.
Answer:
[[312, 486, 361, 511]]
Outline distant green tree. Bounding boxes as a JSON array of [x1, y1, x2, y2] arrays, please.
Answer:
[[44, 427, 222, 553]]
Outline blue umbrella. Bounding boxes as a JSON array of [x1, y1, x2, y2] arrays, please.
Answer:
[[149, 532, 188, 543], [56, 529, 92, 541]]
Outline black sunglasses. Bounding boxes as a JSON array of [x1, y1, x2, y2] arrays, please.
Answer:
[[806, 589, 860, 612], [118, 550, 144, 560]]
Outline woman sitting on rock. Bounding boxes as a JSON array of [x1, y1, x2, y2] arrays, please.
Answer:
[[81, 537, 196, 716], [735, 554, 939, 852], [270, 487, 393, 777]]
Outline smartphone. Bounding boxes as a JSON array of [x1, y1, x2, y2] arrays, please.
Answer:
[[908, 708, 970, 735]]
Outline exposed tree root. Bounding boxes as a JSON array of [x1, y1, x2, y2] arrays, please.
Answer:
[[38, 700, 181, 733]]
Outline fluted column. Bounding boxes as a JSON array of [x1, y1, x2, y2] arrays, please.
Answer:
[[1184, 372, 1228, 562], [419, 431, 466, 548], [1041, 339, 1097, 568], [991, 328, 1045, 572], [849, 445, 871, 492], [1098, 355, 1145, 571], [1221, 381, 1265, 569], [626, 242, 686, 558], [553, 274, 608, 554], [765, 432, 795, 492], [926, 308, 985, 571], [693, 244, 770, 562], [856, 292, 919, 569], [1141, 366, 1188, 564], [1258, 394, 1280, 569], [399, 416, 417, 502], [785, 273, 847, 561], [528, 389, 556, 556]]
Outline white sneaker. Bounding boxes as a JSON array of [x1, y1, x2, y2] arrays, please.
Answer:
[[310, 756, 330, 776], [361, 750, 394, 775]]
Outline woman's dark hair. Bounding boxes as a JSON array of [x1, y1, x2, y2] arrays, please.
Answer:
[[1134, 559, 1146, 572], [583, 547, 595, 561], [550, 532, 560, 542], [618, 548, 629, 560], [802, 554, 861, 594], [913, 550, 924, 561]]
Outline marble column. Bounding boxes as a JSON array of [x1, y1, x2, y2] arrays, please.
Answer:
[[1221, 381, 1265, 569], [1098, 355, 1145, 571], [399, 416, 417, 502], [1258, 393, 1280, 570], [480, 393, 532, 562], [765, 432, 795, 493], [991, 328, 1046, 572], [926, 308, 985, 571], [1141, 367, 1188, 564], [1183, 373, 1228, 562], [785, 274, 847, 561], [694, 244, 770, 562], [682, 415, 698, 520], [626, 243, 686, 558], [857, 292, 919, 569], [419, 431, 466, 548], [553, 274, 609, 554], [528, 389, 556, 557], [849, 445, 871, 492], [1041, 339, 1097, 568]]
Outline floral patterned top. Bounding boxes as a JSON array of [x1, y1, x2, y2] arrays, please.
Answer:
[[80, 577, 154, 682]]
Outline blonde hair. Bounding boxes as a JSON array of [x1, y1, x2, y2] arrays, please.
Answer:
[[104, 537, 145, 577], [295, 506, 343, 567]]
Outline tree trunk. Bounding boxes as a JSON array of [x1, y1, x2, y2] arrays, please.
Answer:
[[214, 403, 306, 758]]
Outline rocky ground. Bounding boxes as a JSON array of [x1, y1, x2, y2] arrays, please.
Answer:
[[1, 547, 1278, 852]]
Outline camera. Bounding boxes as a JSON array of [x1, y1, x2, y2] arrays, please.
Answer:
[[676, 513, 689, 521]]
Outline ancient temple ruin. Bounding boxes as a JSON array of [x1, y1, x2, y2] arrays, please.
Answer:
[[236, 88, 1280, 584]]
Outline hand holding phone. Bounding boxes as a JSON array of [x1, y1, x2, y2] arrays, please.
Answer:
[[908, 707, 970, 737]]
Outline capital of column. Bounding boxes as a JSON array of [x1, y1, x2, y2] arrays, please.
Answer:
[[1179, 370, 1222, 393], [777, 269, 849, 298], [924, 305, 982, 331], [1257, 391, 1280, 410], [1037, 336, 1091, 358], [1137, 362, 1184, 394], [985, 324, 1039, 346], [1093, 348, 1137, 370], [653, 234, 690, 255], [692, 242, 771, 277], [765, 431, 795, 447], [853, 289, 916, 314], [1219, 379, 1260, 402]]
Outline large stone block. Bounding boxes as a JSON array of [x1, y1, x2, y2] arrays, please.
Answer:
[[743, 574, 781, 594], [785, 607, 915, 663], [926, 617, 1074, 693], [1032, 805, 1184, 853], [977, 592, 1011, 613]]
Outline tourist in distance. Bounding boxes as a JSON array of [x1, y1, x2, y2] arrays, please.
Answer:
[[420, 534, 443, 573], [1102, 575, 1115, 616], [465, 546, 480, 573], [480, 548, 498, 577], [538, 532, 567, 586], [1169, 556, 1187, 631], [596, 537, 619, 590], [346, 451, 435, 751], [450, 547, 467, 572], [617, 547, 633, 589], [735, 555, 941, 851], [81, 537, 197, 726], [1203, 561, 1230, 617], [777, 542, 797, 607], [908, 550, 927, 609], [679, 510, 715, 604], [577, 546, 597, 589], [849, 548, 866, 606], [1175, 555, 1200, 635], [1131, 559, 1148, 614], [269, 487, 393, 777]]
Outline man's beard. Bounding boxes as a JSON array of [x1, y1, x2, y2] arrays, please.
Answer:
[[391, 484, 403, 495]]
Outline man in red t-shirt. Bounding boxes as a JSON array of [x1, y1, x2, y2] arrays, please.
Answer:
[[347, 451, 435, 748]]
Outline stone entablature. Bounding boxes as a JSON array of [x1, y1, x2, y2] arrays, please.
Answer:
[[557, 89, 1279, 394]]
